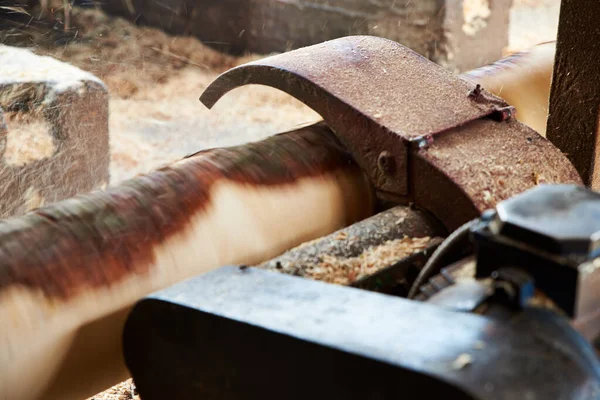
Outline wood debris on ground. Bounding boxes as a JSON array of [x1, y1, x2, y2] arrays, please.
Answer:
[[87, 378, 139, 400], [289, 236, 433, 286]]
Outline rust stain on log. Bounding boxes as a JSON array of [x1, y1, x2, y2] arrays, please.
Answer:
[[0, 122, 368, 300]]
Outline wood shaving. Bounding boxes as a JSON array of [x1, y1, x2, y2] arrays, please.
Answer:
[[3, 111, 55, 166], [335, 231, 348, 240], [301, 236, 433, 286]]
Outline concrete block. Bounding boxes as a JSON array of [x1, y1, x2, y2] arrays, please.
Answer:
[[99, 0, 512, 71], [0, 45, 109, 218]]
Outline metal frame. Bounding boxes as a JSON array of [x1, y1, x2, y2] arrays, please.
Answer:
[[547, 0, 600, 188]]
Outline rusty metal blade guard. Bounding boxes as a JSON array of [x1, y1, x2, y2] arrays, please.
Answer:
[[201, 36, 581, 230]]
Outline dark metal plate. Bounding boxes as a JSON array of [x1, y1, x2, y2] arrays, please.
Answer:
[[124, 266, 600, 400]]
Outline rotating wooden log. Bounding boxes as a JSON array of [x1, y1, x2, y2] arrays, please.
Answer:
[[0, 122, 376, 400]]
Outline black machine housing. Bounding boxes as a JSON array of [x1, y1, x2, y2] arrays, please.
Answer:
[[123, 184, 600, 399]]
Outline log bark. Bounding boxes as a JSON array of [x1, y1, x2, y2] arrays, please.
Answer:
[[0, 122, 375, 400]]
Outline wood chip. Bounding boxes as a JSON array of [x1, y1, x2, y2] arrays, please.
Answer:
[[335, 231, 348, 240]]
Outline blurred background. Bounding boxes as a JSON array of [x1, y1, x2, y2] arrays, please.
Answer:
[[0, 0, 561, 185]]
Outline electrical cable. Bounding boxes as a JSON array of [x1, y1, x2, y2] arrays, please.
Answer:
[[407, 218, 477, 299]]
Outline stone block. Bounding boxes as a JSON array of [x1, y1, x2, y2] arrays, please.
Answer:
[[0, 45, 109, 218]]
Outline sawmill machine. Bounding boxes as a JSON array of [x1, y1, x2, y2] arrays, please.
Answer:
[[3, 0, 600, 399]]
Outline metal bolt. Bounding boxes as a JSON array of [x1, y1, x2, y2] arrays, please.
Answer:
[[490, 106, 516, 122], [417, 134, 434, 149], [468, 84, 483, 98], [491, 267, 535, 310], [377, 151, 395, 175]]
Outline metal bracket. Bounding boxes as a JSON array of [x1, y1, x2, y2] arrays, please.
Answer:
[[201, 36, 581, 230]]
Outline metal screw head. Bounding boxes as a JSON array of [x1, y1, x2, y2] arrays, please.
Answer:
[[490, 106, 516, 122], [468, 84, 482, 98]]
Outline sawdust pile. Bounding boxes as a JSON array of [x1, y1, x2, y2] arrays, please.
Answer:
[[508, 0, 560, 52], [87, 379, 138, 400], [0, 4, 238, 94], [279, 236, 433, 286]]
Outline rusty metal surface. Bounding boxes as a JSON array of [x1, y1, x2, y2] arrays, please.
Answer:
[[201, 36, 509, 142], [201, 36, 581, 231], [415, 118, 582, 229], [201, 36, 507, 140], [547, 0, 600, 189], [201, 36, 509, 198], [459, 41, 557, 137]]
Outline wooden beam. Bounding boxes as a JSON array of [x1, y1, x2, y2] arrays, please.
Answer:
[[547, 0, 600, 188]]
